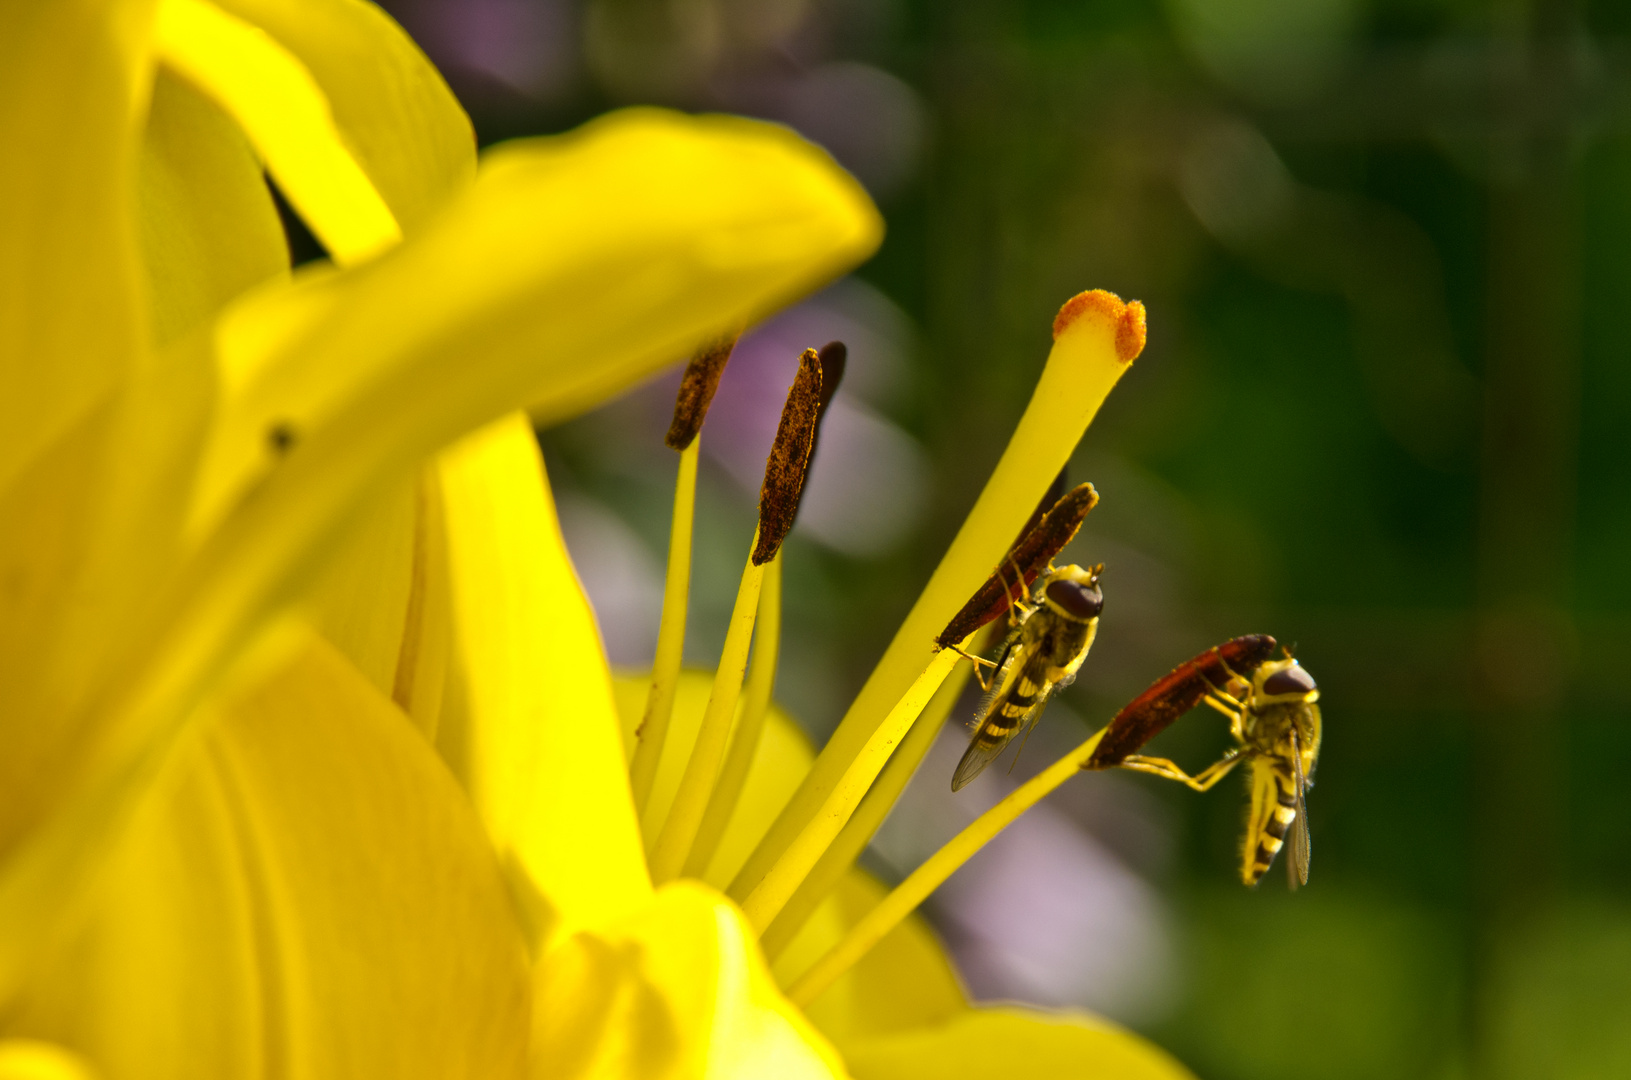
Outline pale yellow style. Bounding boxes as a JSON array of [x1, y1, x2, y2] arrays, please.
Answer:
[[0, 0, 1196, 1078]]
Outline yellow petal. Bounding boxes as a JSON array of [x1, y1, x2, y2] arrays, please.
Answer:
[[532, 881, 847, 1080], [611, 670, 815, 889], [0, 1043, 97, 1080], [137, 66, 288, 349], [153, 0, 402, 265], [0, 354, 214, 863], [298, 466, 453, 740], [838, 1008, 1196, 1080], [9, 629, 530, 1079], [298, 475, 419, 701], [437, 416, 650, 950], [0, 106, 877, 994], [1, 4, 283, 861], [190, 107, 881, 538], [211, 0, 474, 233], [0, 0, 149, 494]]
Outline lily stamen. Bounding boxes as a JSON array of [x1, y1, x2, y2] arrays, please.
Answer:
[[758, 642, 981, 958], [739, 644, 965, 931], [631, 334, 738, 815], [784, 726, 1109, 1007], [739, 477, 1104, 932], [648, 347, 827, 882], [935, 480, 1101, 649], [683, 552, 781, 880], [728, 291, 1146, 914], [758, 471, 1091, 956], [683, 341, 845, 880]]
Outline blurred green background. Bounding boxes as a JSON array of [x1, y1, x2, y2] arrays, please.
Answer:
[[370, 0, 1631, 1075]]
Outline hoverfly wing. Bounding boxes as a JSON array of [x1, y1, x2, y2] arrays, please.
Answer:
[[952, 644, 1050, 791], [1287, 727, 1312, 889], [950, 723, 1011, 792]]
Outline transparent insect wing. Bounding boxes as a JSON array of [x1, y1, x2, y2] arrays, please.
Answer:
[[952, 643, 1050, 791], [1287, 727, 1312, 888]]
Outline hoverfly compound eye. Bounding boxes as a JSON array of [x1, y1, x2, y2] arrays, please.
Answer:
[[1045, 579, 1103, 620], [1262, 663, 1317, 697]]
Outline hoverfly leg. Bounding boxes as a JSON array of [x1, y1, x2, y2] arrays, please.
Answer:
[[1118, 748, 1247, 792], [1000, 555, 1031, 628], [947, 644, 999, 692], [1200, 693, 1249, 741]]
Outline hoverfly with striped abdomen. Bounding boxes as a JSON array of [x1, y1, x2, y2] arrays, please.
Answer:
[[1090, 647, 1322, 887], [950, 563, 1104, 791]]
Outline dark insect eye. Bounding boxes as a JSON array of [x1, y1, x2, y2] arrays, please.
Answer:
[[1263, 665, 1316, 696], [1045, 579, 1103, 619]]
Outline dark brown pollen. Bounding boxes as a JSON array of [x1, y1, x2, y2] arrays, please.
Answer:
[[799, 341, 847, 489], [935, 481, 1100, 648], [752, 348, 824, 565], [665, 333, 738, 450]]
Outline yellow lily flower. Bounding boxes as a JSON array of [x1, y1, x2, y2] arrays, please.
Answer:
[[0, 1, 1195, 1078]]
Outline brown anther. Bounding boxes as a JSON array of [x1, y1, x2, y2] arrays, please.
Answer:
[[752, 348, 824, 565], [1011, 466, 1069, 553], [935, 481, 1100, 648], [1051, 289, 1148, 363], [815, 341, 847, 420], [665, 333, 739, 450], [799, 340, 848, 491], [1083, 635, 1278, 769]]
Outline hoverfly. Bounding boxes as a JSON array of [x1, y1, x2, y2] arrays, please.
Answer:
[[1093, 648, 1322, 887], [950, 563, 1104, 791]]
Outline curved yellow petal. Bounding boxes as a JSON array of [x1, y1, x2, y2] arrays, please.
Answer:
[[0, 0, 149, 494], [1, 2, 285, 865], [153, 0, 402, 265], [9, 629, 530, 1080], [138, 67, 288, 349], [838, 1008, 1195, 1080], [438, 416, 649, 951], [212, 0, 473, 233], [298, 475, 420, 702], [611, 670, 814, 888], [0, 1043, 97, 1080], [0, 106, 877, 997], [0, 0, 159, 774], [0, 343, 217, 874], [297, 469, 452, 741], [532, 881, 846, 1080], [192, 107, 880, 539]]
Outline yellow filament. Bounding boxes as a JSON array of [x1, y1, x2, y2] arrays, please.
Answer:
[[648, 540, 766, 883], [684, 552, 782, 881], [153, 0, 401, 265], [761, 652, 974, 959], [729, 306, 1135, 908], [785, 727, 1107, 1007], [630, 439, 700, 816], [740, 647, 963, 931]]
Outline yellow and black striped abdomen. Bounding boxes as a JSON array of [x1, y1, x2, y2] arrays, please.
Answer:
[[1241, 756, 1300, 885], [952, 653, 1056, 790], [991, 666, 1049, 733]]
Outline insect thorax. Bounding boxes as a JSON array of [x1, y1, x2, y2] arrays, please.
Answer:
[[1244, 700, 1317, 755], [1024, 609, 1091, 668]]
